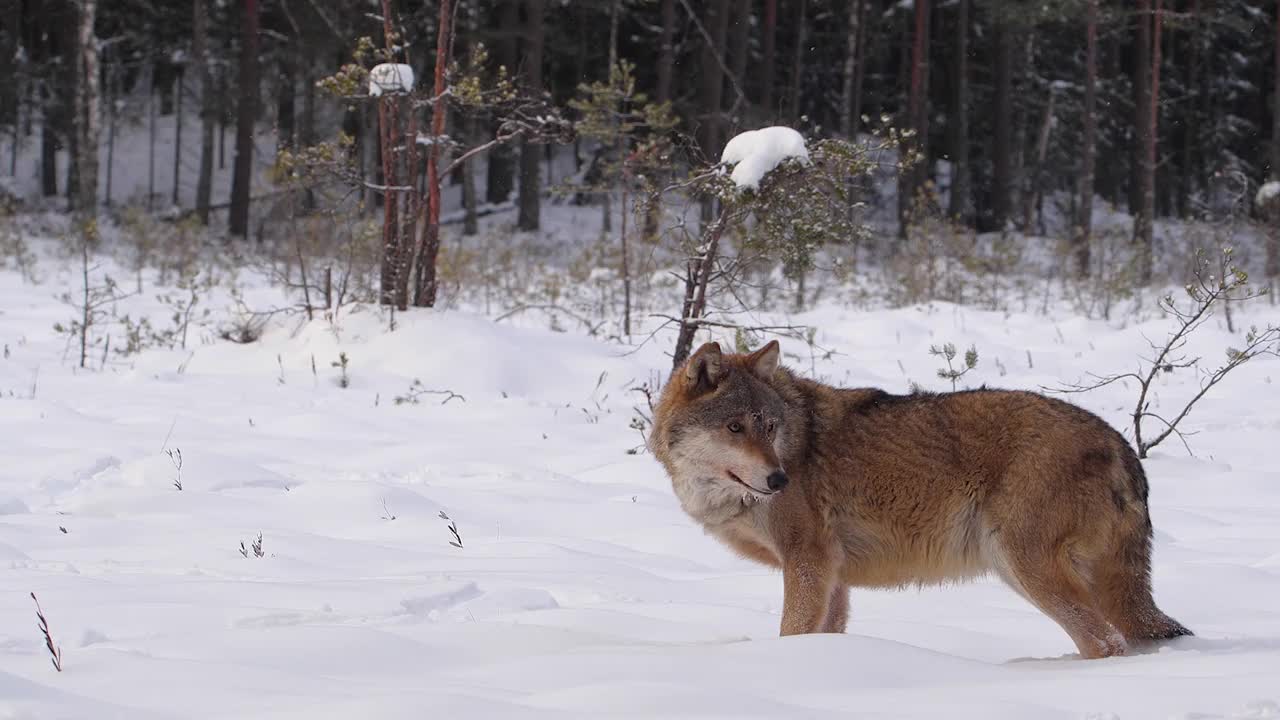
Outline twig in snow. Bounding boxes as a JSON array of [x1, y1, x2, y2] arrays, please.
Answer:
[[30, 593, 62, 672], [394, 379, 465, 405], [439, 511, 463, 548], [240, 533, 265, 558], [165, 447, 183, 491]]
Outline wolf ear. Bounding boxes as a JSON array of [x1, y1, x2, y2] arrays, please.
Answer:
[[685, 342, 724, 390], [748, 340, 781, 380]]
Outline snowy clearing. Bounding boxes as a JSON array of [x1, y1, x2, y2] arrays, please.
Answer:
[[1, 235, 1280, 719]]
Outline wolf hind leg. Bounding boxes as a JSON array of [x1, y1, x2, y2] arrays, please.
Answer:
[[1089, 524, 1192, 644], [1099, 589, 1191, 646], [993, 544, 1127, 659]]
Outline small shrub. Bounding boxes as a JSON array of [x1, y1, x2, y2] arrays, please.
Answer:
[[331, 352, 350, 388], [930, 342, 979, 391]]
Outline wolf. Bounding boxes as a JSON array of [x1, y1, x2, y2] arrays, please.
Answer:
[[649, 340, 1191, 658]]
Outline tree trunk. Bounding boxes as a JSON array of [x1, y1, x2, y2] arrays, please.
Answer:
[[517, 0, 545, 231], [899, 0, 928, 236], [65, 15, 79, 210], [1272, 0, 1280, 183], [414, 0, 453, 307], [1179, 0, 1200, 216], [1270, 0, 1280, 282], [172, 69, 183, 207], [376, 0, 403, 308], [947, 0, 969, 223], [299, 41, 316, 213], [401, 103, 420, 310], [1075, 0, 1097, 277], [359, 104, 376, 211], [11, 111, 19, 178], [698, 0, 731, 159], [300, 46, 316, 150], [1150, 0, 1161, 240], [218, 67, 226, 170], [839, 0, 862, 138], [761, 0, 777, 120], [1011, 34, 1032, 232], [621, 171, 631, 336], [1131, 0, 1150, 218], [462, 118, 479, 236], [34, 0, 57, 197], [0, 15, 15, 148], [1024, 89, 1053, 233], [672, 208, 728, 370], [105, 63, 115, 206], [991, 17, 1014, 231], [657, 0, 675, 104], [276, 53, 295, 151], [380, 3, 418, 310], [229, 0, 259, 238], [74, 0, 99, 217], [1134, 0, 1157, 284], [40, 116, 57, 196], [602, 0, 620, 236], [787, 0, 807, 124], [148, 82, 156, 211], [378, 94, 399, 307], [486, 0, 519, 204], [729, 0, 751, 115], [194, 0, 214, 224]]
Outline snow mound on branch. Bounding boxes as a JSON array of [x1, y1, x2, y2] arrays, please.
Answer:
[[369, 63, 415, 97], [720, 126, 809, 190], [1255, 181, 1280, 208]]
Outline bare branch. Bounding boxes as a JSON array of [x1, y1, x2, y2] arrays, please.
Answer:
[[674, 0, 748, 118], [649, 314, 808, 334], [1044, 248, 1278, 458]]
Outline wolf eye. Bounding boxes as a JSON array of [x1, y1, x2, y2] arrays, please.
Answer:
[[766, 420, 777, 434], [728, 421, 743, 433]]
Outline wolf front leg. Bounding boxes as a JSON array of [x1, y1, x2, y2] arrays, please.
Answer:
[[780, 551, 838, 636]]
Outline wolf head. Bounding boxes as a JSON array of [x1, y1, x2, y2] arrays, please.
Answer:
[[650, 340, 793, 521]]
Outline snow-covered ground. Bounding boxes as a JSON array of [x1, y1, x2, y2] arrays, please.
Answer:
[[2, 225, 1280, 719]]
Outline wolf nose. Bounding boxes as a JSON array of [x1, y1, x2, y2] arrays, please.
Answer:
[[767, 470, 789, 492]]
